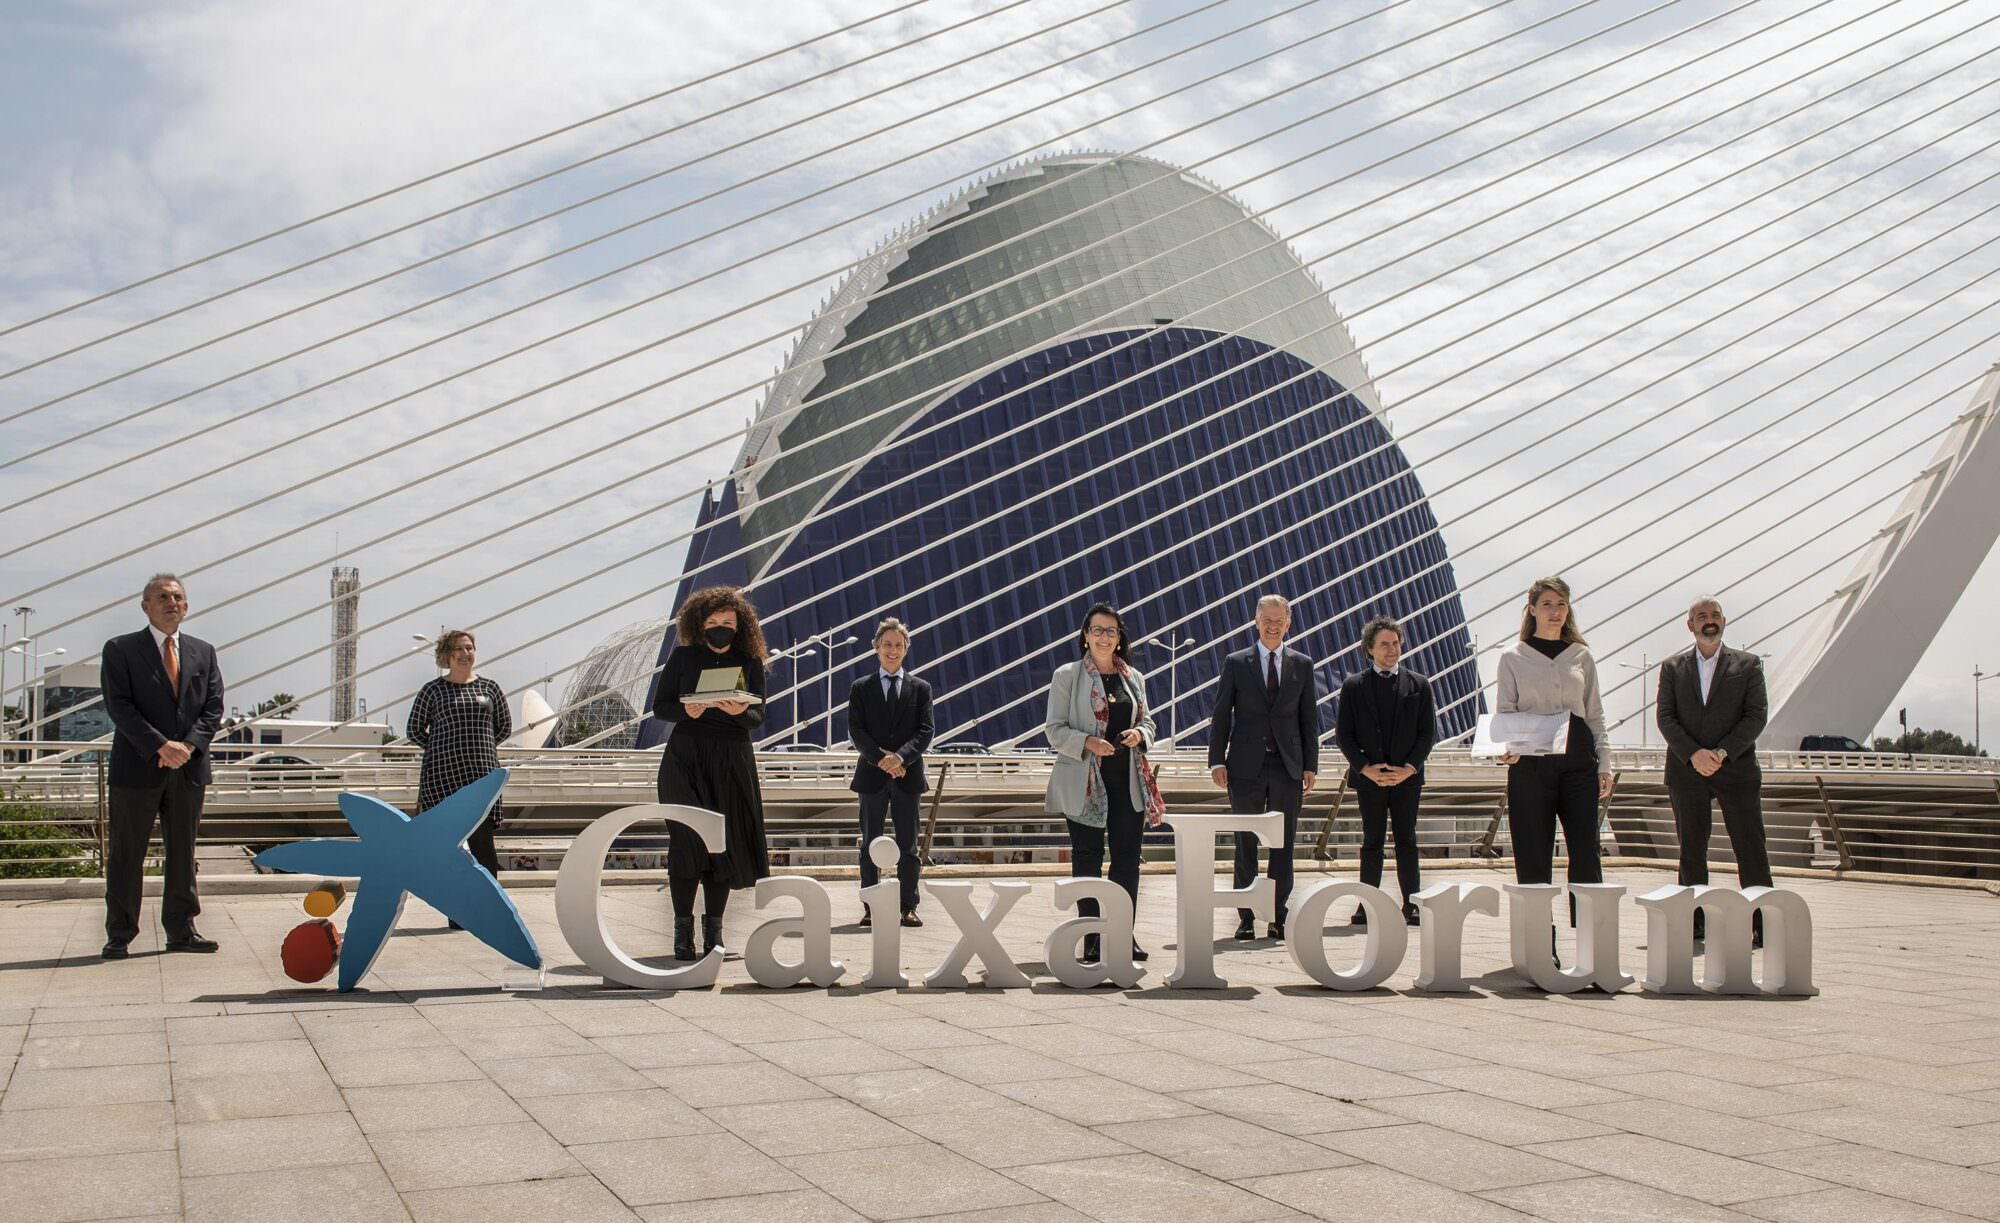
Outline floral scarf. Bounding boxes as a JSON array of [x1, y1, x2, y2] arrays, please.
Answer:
[[1076, 656, 1166, 829]]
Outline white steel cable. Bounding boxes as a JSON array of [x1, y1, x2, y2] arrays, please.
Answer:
[[0, 0, 1529, 491], [917, 172, 2000, 740], [3, 2, 1968, 727], [0, 0, 1359, 408], [0, 0, 946, 338], [0, 0, 1122, 384], [3, 0, 1910, 610]]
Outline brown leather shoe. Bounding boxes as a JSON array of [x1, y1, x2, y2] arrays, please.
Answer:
[[900, 911, 923, 928]]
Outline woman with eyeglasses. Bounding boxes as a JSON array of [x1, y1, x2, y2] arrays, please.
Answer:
[[408, 629, 512, 886], [1043, 603, 1166, 965]]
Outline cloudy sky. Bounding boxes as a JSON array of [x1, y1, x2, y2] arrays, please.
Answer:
[[2, 0, 1996, 748]]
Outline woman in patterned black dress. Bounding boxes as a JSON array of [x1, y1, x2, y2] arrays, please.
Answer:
[[408, 629, 512, 880], [653, 587, 771, 961]]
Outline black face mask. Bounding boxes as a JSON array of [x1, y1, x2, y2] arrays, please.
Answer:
[[703, 625, 737, 650]]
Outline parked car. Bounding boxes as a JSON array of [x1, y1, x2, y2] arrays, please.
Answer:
[[1798, 735, 1872, 753], [765, 742, 830, 754], [237, 754, 339, 788], [932, 742, 995, 756]]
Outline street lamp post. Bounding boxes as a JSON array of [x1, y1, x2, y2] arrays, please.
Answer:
[[769, 647, 816, 744], [11, 607, 32, 752], [1616, 654, 1654, 746], [1975, 665, 2000, 754], [1145, 635, 1195, 747], [804, 631, 859, 748]]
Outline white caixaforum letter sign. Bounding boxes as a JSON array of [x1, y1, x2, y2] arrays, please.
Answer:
[[554, 804, 1817, 1000]]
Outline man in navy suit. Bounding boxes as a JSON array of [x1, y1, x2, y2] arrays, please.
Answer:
[[847, 618, 934, 928], [1210, 594, 1321, 940], [100, 574, 225, 958], [1334, 616, 1437, 927]]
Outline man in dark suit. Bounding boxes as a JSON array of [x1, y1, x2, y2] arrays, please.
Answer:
[[847, 618, 934, 928], [1334, 616, 1436, 927], [1656, 596, 1771, 944], [1210, 594, 1321, 940], [100, 573, 225, 958]]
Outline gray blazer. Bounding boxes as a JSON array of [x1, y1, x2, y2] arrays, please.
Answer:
[[1042, 659, 1158, 821]]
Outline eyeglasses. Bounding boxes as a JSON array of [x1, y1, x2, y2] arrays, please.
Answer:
[[1085, 627, 1121, 639]]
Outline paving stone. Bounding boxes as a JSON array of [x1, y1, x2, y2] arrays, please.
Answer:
[[370, 1119, 584, 1192], [1480, 1174, 1754, 1221], [901, 1100, 1136, 1168], [1750, 1143, 2000, 1219], [177, 1111, 374, 1176], [1315, 1121, 1594, 1191], [446, 1021, 598, 1060], [0, 1149, 178, 1223], [1242, 1056, 1457, 1101], [320, 1043, 485, 1089], [745, 1035, 920, 1077], [1063, 1049, 1263, 1093], [1557, 1098, 1834, 1157], [1236, 1162, 1531, 1221], [1009, 1151, 1298, 1222], [593, 1029, 762, 1069], [403, 1175, 643, 1222], [705, 1096, 925, 1157], [1524, 1133, 1832, 1205], [781, 1143, 1046, 1219], [1177, 1083, 1401, 1135], [1098, 1112, 1359, 1179], [994, 1073, 1204, 1125], [633, 1188, 866, 1221], [182, 1160, 411, 1222], [1732, 1186, 1990, 1222], [1414, 1064, 1635, 1108], [519, 1089, 716, 1145], [574, 1131, 807, 1206], [809, 1067, 1002, 1116], [907, 1042, 1093, 1084], [0, 1100, 175, 1163], [1, 1063, 171, 1111], [650, 1060, 828, 1107], [18, 1032, 168, 1070], [480, 1052, 654, 1098], [343, 1078, 531, 1134], [1370, 1090, 1620, 1145], [166, 1013, 304, 1046]]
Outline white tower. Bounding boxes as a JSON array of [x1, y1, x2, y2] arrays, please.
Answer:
[[330, 565, 360, 723]]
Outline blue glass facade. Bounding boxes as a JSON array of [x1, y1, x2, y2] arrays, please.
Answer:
[[639, 326, 1478, 749]]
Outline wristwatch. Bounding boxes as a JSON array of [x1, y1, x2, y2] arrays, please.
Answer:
[[1713, 748, 1728, 762]]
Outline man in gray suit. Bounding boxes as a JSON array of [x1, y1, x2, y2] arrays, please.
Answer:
[[1210, 594, 1321, 940], [1656, 596, 1770, 944]]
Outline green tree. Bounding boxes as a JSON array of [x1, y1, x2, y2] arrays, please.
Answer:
[[252, 693, 300, 719], [1871, 727, 1988, 757], [0, 793, 94, 879]]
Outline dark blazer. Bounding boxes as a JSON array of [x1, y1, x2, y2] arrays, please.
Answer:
[[1334, 668, 1437, 784], [1656, 644, 1766, 787], [848, 671, 934, 795], [100, 628, 226, 787], [1209, 644, 1321, 779]]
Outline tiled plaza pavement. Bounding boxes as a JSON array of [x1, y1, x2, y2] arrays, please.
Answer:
[[2, 865, 1998, 1222]]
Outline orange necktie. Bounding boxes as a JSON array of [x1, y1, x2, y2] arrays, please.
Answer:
[[163, 636, 180, 693]]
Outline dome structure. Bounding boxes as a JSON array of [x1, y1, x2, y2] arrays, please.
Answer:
[[633, 152, 1480, 749]]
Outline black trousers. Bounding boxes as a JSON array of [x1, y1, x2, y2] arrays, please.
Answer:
[[1231, 759, 1304, 925], [860, 785, 922, 913], [1066, 768, 1144, 920], [105, 774, 204, 944], [669, 875, 730, 921], [1506, 756, 1602, 924], [1670, 769, 1771, 939], [466, 817, 501, 877], [1354, 775, 1422, 903]]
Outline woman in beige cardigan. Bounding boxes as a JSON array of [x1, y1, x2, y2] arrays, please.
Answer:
[[1044, 603, 1165, 964], [1496, 576, 1613, 954]]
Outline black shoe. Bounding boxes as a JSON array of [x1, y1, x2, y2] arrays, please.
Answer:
[[1403, 904, 1421, 928], [1550, 926, 1561, 971], [1234, 918, 1256, 941], [1751, 929, 1764, 951], [1131, 942, 1149, 962], [101, 940, 130, 960], [700, 916, 725, 957], [1082, 933, 1102, 964], [447, 919, 462, 931], [165, 929, 218, 953], [672, 918, 696, 962], [1268, 923, 1285, 940], [900, 911, 923, 928], [1351, 907, 1368, 926], [859, 909, 871, 929]]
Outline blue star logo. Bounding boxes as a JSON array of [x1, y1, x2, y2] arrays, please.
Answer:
[[254, 768, 541, 991]]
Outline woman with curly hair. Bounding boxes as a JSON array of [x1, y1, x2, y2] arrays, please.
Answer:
[[652, 586, 772, 961]]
